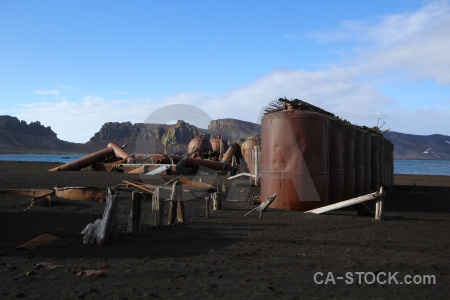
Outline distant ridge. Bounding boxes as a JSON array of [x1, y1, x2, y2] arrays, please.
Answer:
[[0, 115, 449, 160]]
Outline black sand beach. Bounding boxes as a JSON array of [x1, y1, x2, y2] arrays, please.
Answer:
[[0, 162, 449, 299]]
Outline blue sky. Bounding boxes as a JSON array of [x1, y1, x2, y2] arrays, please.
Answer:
[[1, 0, 449, 143]]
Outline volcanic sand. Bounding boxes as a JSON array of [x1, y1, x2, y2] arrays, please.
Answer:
[[0, 161, 449, 299]]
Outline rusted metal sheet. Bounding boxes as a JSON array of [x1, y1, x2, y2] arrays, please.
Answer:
[[344, 123, 355, 201], [354, 127, 365, 197], [379, 137, 386, 185], [328, 119, 345, 204], [241, 135, 261, 173], [53, 186, 105, 201], [363, 131, 372, 194], [260, 107, 330, 211], [187, 135, 212, 158]]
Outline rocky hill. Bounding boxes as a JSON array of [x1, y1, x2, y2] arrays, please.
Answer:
[[0, 116, 85, 153], [384, 131, 450, 160], [1, 115, 449, 160]]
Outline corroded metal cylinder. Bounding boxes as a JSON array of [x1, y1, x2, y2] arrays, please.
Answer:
[[344, 124, 355, 201], [187, 135, 212, 158], [354, 127, 365, 197], [379, 137, 386, 185], [389, 140, 394, 186], [328, 119, 345, 204], [370, 134, 381, 191], [210, 136, 228, 154], [260, 108, 330, 211], [363, 131, 372, 193], [241, 135, 261, 173]]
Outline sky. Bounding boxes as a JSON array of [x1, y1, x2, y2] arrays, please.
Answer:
[[1, 0, 450, 143]]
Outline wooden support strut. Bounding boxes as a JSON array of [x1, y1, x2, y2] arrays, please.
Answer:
[[127, 191, 143, 235], [168, 181, 185, 225], [150, 187, 165, 228], [304, 187, 385, 219]]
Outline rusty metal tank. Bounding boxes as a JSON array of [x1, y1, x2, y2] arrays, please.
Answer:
[[210, 136, 228, 152], [363, 131, 372, 193], [370, 134, 381, 191], [187, 135, 212, 158], [354, 127, 365, 197], [388, 140, 394, 186], [241, 135, 261, 173], [344, 124, 356, 201], [328, 119, 345, 204], [210, 135, 228, 160], [379, 137, 386, 186], [260, 106, 330, 211]]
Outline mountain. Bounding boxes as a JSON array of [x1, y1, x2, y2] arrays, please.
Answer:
[[384, 131, 450, 160], [1, 115, 449, 160], [0, 116, 85, 153]]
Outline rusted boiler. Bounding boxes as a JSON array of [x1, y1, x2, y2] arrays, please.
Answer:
[[260, 101, 330, 211], [241, 135, 261, 173], [187, 135, 212, 158], [328, 119, 345, 204]]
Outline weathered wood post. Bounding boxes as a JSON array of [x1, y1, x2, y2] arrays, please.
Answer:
[[212, 184, 222, 211], [253, 145, 260, 187], [176, 183, 185, 223], [205, 196, 210, 218], [374, 186, 384, 220], [81, 187, 119, 245], [127, 191, 143, 235], [168, 181, 185, 225], [151, 187, 165, 228]]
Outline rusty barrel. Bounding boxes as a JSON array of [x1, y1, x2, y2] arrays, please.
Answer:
[[371, 134, 381, 191], [241, 135, 261, 173], [187, 135, 212, 158], [210, 136, 228, 157], [260, 108, 330, 211], [363, 131, 372, 194], [354, 127, 365, 197], [328, 119, 345, 204], [344, 124, 355, 201]]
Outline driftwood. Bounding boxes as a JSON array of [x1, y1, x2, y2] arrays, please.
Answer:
[[244, 193, 277, 219], [127, 192, 143, 235], [150, 187, 165, 228], [81, 188, 119, 245]]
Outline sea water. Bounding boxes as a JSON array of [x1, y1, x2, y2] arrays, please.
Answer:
[[0, 154, 85, 163], [0, 154, 449, 175], [394, 159, 450, 176]]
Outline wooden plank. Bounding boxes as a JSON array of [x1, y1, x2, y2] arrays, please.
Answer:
[[244, 193, 277, 218], [304, 190, 381, 215]]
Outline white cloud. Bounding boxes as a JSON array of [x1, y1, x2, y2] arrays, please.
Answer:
[[32, 89, 60, 96], [9, 1, 450, 143]]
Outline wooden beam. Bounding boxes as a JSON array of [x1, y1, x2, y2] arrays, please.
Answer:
[[304, 189, 382, 215]]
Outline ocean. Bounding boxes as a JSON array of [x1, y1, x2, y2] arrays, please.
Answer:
[[0, 154, 449, 176]]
